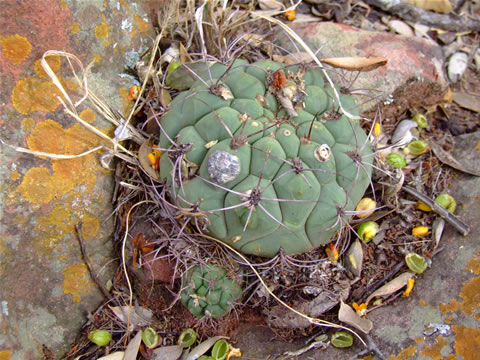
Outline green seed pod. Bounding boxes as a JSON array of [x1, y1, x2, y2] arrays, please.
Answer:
[[405, 253, 428, 274], [387, 152, 406, 169], [211, 339, 230, 360], [88, 329, 112, 347], [435, 193, 456, 213], [178, 328, 197, 348], [407, 140, 429, 156], [331, 331, 354, 348], [413, 113, 428, 128], [198, 357, 215, 360], [357, 221, 379, 243], [142, 327, 160, 349]]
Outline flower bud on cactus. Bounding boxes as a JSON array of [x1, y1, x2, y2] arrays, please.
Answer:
[[180, 265, 242, 318], [160, 60, 373, 257]]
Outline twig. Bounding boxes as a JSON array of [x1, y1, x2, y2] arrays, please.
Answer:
[[402, 186, 470, 236], [350, 335, 386, 360], [357, 260, 405, 303], [75, 223, 112, 300], [364, 0, 480, 32]]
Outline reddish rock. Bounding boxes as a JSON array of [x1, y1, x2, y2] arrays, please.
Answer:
[[277, 22, 446, 110]]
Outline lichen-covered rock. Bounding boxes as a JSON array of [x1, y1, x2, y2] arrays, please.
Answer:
[[160, 59, 373, 257], [180, 265, 242, 318]]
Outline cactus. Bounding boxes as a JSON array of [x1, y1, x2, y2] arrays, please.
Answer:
[[160, 59, 373, 257], [180, 265, 242, 318]]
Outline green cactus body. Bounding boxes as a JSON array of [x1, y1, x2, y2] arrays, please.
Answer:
[[160, 60, 373, 257], [181, 265, 242, 318]]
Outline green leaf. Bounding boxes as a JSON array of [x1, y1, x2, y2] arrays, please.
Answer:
[[178, 328, 197, 348], [405, 253, 428, 274], [211, 339, 230, 360], [331, 331, 354, 348]]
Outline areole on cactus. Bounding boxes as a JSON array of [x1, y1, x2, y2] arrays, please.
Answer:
[[159, 59, 373, 257]]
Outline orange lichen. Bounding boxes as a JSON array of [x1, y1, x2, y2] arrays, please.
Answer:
[[21, 117, 35, 131], [80, 215, 100, 240], [11, 77, 62, 115], [134, 15, 150, 33], [79, 108, 96, 124], [443, 355, 458, 360], [60, 0, 67, 9], [119, 87, 134, 116], [16, 120, 105, 205], [34, 55, 61, 78], [91, 53, 102, 64], [0, 350, 12, 360], [9, 170, 21, 181], [94, 14, 111, 43], [445, 316, 454, 324], [387, 345, 416, 360], [16, 167, 58, 204], [459, 276, 480, 319], [419, 335, 449, 359], [452, 325, 480, 360], [71, 22, 80, 34], [63, 264, 94, 303], [466, 257, 480, 275], [414, 337, 424, 344], [0, 34, 32, 65], [26, 119, 65, 154], [439, 298, 460, 315], [418, 299, 428, 306]]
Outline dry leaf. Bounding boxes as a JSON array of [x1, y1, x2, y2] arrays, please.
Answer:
[[124, 331, 142, 360], [277, 94, 298, 117], [319, 57, 388, 72], [365, 272, 415, 305], [338, 301, 373, 333], [97, 352, 125, 360], [448, 52, 468, 82], [258, 0, 283, 11], [139, 139, 160, 180], [181, 336, 228, 360], [389, 20, 414, 37], [406, 0, 452, 13], [109, 305, 153, 329], [346, 240, 363, 277], [453, 92, 480, 113], [431, 140, 480, 176], [266, 288, 348, 328], [152, 345, 184, 360]]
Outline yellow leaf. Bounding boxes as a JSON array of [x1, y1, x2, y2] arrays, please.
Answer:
[[403, 278, 415, 297], [412, 226, 429, 237], [406, 0, 452, 13]]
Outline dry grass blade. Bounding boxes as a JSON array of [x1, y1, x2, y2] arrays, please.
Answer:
[[0, 140, 104, 160], [40, 50, 136, 157], [199, 233, 367, 347]]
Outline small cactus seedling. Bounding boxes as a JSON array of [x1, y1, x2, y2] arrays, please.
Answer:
[[180, 265, 242, 318], [160, 59, 373, 257]]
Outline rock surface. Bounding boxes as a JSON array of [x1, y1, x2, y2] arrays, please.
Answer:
[[276, 22, 446, 111], [0, 0, 154, 358], [1, 4, 477, 360]]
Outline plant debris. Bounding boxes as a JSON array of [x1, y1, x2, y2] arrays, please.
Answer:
[[14, 1, 477, 359]]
